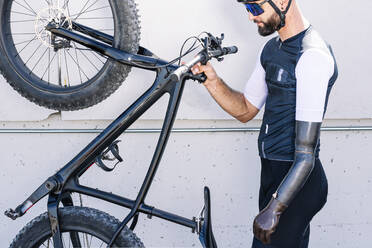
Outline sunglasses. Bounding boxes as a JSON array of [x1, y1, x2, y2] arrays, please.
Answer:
[[238, 0, 270, 16]]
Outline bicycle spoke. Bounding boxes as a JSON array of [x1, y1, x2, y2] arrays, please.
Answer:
[[44, 0, 52, 6], [72, 42, 84, 83], [14, 36, 36, 47], [63, 48, 70, 87], [24, 42, 42, 65], [72, 6, 111, 20], [7, 32, 34, 35], [62, 233, 67, 248], [22, 0, 38, 16], [9, 19, 35, 23], [14, 35, 36, 58], [89, 50, 105, 64], [65, 0, 72, 19], [66, 48, 89, 81], [48, 46, 51, 83], [89, 234, 93, 247], [74, 0, 101, 20], [37, 231, 110, 248], [41, 238, 50, 247], [11, 10, 36, 17], [31, 46, 49, 73], [62, 0, 71, 10], [79, 194, 84, 206], [41, 50, 57, 80], [13, 1, 36, 16], [76, 17, 112, 20], [57, 49, 62, 86], [72, 0, 92, 21], [78, 49, 100, 71], [85, 233, 90, 248]]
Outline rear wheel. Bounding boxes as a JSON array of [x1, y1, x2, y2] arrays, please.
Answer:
[[0, 0, 140, 110], [9, 207, 145, 248]]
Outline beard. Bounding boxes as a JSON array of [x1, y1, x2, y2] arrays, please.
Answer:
[[256, 14, 281, 36]]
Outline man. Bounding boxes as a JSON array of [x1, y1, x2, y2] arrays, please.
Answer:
[[191, 0, 338, 247]]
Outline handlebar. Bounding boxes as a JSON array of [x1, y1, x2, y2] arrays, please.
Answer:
[[190, 46, 238, 83], [223, 46, 238, 55], [171, 33, 238, 83], [206, 46, 238, 61]]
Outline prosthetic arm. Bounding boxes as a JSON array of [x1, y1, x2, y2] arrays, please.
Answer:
[[253, 121, 321, 244]]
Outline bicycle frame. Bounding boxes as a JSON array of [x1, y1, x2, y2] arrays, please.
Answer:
[[6, 21, 218, 248]]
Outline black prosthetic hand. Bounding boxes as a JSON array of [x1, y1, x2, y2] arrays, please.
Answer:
[[253, 121, 321, 244], [253, 197, 287, 244]]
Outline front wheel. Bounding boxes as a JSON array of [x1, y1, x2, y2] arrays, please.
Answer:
[[0, 0, 140, 111], [9, 207, 145, 248]]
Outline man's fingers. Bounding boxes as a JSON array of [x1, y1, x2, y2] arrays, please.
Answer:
[[253, 219, 273, 245], [260, 229, 268, 244], [191, 65, 201, 75], [199, 65, 208, 72], [191, 62, 205, 74], [191, 67, 199, 74], [253, 220, 262, 241], [264, 229, 272, 245]]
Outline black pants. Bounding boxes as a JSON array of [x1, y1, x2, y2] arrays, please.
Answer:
[[252, 158, 328, 248]]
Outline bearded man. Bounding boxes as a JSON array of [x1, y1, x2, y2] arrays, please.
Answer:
[[191, 0, 338, 247]]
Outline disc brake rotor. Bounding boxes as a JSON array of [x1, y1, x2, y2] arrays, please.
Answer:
[[35, 6, 72, 49]]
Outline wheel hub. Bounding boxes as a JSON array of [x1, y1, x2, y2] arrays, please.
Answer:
[[35, 6, 72, 49]]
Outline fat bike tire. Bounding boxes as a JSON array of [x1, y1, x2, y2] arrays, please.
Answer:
[[0, 0, 140, 111], [9, 206, 145, 248]]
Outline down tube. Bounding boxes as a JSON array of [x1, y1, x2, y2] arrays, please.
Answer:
[[103, 76, 188, 246], [56, 68, 177, 182]]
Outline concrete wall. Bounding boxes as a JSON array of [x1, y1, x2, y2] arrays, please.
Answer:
[[1, 0, 371, 247]]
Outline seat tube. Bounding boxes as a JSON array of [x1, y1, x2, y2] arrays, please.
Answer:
[[108, 76, 187, 247], [137, 76, 186, 202]]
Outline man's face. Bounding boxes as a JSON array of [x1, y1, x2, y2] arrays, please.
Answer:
[[246, 0, 281, 36]]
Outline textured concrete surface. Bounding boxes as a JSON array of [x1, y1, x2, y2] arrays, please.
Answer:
[[0, 0, 371, 247], [1, 118, 372, 247]]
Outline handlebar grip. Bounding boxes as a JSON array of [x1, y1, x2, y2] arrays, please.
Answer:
[[223, 46, 238, 55]]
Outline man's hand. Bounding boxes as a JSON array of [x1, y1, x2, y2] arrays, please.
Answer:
[[191, 62, 219, 85], [253, 197, 287, 244]]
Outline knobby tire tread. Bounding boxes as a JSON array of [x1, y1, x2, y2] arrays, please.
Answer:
[[0, 0, 140, 111], [9, 206, 145, 248]]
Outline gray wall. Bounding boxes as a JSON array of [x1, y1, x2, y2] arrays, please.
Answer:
[[1, 0, 371, 247]]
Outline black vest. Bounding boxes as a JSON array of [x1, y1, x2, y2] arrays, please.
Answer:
[[258, 26, 338, 161]]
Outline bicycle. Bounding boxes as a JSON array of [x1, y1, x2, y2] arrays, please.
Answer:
[[3, 1, 238, 246]]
